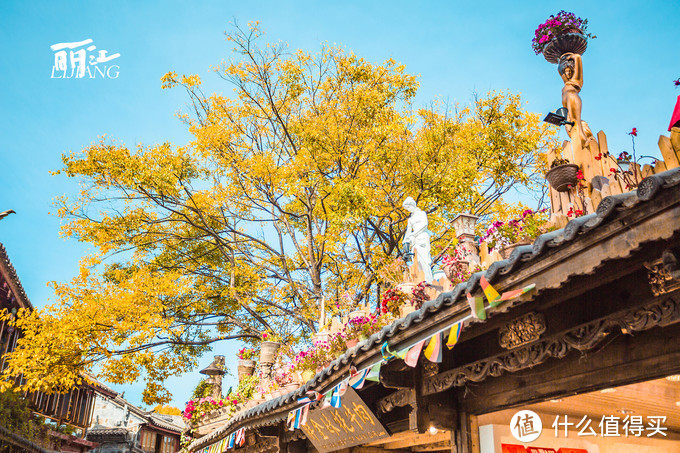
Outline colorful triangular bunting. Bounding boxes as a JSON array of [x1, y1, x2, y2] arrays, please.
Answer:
[[404, 339, 426, 367], [480, 275, 501, 305], [423, 332, 443, 363], [446, 321, 463, 350], [467, 292, 487, 320]]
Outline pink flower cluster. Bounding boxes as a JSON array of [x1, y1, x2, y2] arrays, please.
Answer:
[[238, 347, 256, 360], [183, 397, 224, 421], [481, 208, 548, 251]]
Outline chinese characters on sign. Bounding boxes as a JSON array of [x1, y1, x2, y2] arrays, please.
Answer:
[[50, 39, 120, 79], [510, 410, 543, 443], [301, 387, 389, 453], [551, 415, 667, 437]]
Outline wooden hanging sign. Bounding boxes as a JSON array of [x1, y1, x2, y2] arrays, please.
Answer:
[[301, 387, 389, 453]]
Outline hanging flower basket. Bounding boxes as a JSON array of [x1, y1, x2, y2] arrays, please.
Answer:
[[546, 164, 579, 192], [532, 11, 595, 63], [543, 32, 587, 63]]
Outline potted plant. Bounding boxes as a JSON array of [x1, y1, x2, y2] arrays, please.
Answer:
[[481, 209, 551, 259], [532, 11, 595, 63], [441, 249, 479, 286], [380, 288, 409, 318], [546, 156, 580, 192], [259, 332, 281, 364], [343, 315, 374, 348], [292, 341, 333, 381], [274, 365, 299, 394], [411, 281, 432, 310], [237, 348, 257, 380]]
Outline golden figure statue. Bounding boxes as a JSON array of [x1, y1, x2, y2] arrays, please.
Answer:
[[558, 52, 587, 145]]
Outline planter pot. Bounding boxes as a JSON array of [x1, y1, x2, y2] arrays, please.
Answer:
[[237, 359, 256, 380], [259, 341, 281, 364], [345, 338, 359, 349], [499, 240, 532, 260], [543, 32, 587, 64], [348, 310, 365, 320], [443, 262, 469, 281], [546, 164, 579, 192], [396, 283, 416, 299]]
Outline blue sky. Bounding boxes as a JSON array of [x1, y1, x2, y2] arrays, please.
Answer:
[[0, 1, 678, 410]]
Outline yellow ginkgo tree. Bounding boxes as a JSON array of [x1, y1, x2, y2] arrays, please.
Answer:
[[2, 23, 557, 404]]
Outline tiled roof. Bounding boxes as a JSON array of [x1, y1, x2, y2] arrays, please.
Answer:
[[0, 243, 34, 309], [86, 426, 131, 441], [185, 167, 680, 451], [148, 413, 185, 433]]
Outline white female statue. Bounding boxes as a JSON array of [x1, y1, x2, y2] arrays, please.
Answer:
[[402, 197, 434, 282]]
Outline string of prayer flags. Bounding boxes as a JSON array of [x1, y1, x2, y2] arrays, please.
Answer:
[[220, 438, 227, 452], [481, 276, 537, 307], [381, 342, 406, 361], [297, 390, 321, 404], [480, 275, 501, 305], [404, 339, 426, 367], [321, 389, 333, 409], [235, 428, 246, 447], [287, 405, 310, 430], [498, 283, 536, 301], [423, 332, 443, 363], [366, 361, 381, 381], [392, 346, 408, 360], [446, 321, 463, 349], [330, 386, 343, 408], [467, 293, 487, 320], [349, 367, 369, 389], [381, 342, 391, 361], [227, 432, 235, 450]]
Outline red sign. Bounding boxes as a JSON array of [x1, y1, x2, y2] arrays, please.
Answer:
[[501, 445, 527, 453], [526, 448, 557, 453]]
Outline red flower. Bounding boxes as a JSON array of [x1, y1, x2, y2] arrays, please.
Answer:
[[629, 128, 638, 137], [594, 152, 602, 161]]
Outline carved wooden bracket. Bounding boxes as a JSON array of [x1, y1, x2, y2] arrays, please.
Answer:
[[645, 249, 680, 296], [377, 388, 414, 414], [423, 295, 680, 395], [498, 312, 547, 350]]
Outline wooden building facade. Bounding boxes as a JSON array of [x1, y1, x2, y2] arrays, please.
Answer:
[[188, 167, 680, 453], [0, 243, 112, 452]]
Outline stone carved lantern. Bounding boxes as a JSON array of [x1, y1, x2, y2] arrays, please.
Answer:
[[451, 213, 480, 270], [200, 355, 226, 400]]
